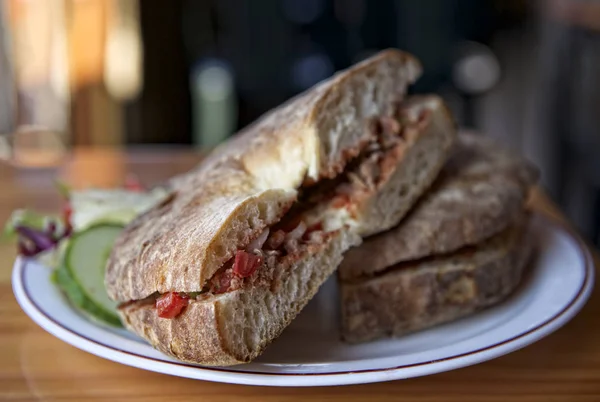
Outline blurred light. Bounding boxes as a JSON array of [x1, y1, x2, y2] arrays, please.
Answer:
[[453, 42, 501, 95], [191, 60, 237, 148], [67, 0, 107, 87], [291, 53, 333, 90], [49, 0, 69, 103], [104, 0, 143, 101], [282, 0, 324, 24], [197, 64, 234, 102], [4, 0, 69, 139], [8, 0, 53, 86]]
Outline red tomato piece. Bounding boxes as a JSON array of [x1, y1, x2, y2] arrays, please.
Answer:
[[233, 250, 262, 278], [124, 174, 145, 192], [156, 292, 189, 318], [63, 202, 73, 235], [303, 222, 323, 240], [306, 222, 323, 233]]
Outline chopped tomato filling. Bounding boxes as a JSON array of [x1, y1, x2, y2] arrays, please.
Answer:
[[205, 219, 324, 295], [156, 292, 189, 318], [233, 250, 262, 278], [150, 218, 327, 317], [303, 222, 323, 240]]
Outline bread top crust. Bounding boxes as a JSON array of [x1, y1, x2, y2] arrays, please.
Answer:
[[338, 132, 540, 281], [206, 49, 421, 184], [342, 216, 528, 289], [105, 49, 421, 303]]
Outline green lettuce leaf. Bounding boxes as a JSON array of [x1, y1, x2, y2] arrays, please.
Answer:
[[3, 209, 62, 240]]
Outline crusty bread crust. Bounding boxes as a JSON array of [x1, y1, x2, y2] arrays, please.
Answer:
[[119, 294, 238, 365], [339, 132, 539, 280], [120, 229, 360, 365], [340, 218, 533, 343], [106, 49, 421, 303], [203, 49, 422, 184]]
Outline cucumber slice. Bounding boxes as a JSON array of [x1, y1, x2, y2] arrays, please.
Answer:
[[52, 265, 122, 327], [65, 224, 123, 320]]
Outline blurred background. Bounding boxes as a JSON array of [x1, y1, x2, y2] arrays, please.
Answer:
[[0, 0, 599, 246]]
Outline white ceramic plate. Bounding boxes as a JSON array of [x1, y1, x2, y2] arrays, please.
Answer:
[[12, 213, 594, 387]]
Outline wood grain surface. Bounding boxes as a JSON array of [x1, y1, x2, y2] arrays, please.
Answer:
[[0, 148, 598, 402]]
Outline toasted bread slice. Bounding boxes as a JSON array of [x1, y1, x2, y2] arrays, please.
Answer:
[[340, 218, 533, 343], [339, 132, 539, 281]]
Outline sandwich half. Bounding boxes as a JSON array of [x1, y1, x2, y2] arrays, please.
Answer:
[[105, 49, 457, 365], [339, 132, 540, 281], [340, 218, 533, 343], [339, 133, 539, 343]]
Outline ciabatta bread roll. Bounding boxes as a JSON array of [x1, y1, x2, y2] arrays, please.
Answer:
[[105, 49, 457, 365], [338, 133, 539, 343]]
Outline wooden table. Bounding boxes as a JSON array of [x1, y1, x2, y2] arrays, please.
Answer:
[[1, 149, 599, 402]]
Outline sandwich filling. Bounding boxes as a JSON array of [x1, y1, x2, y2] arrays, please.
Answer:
[[122, 101, 431, 319]]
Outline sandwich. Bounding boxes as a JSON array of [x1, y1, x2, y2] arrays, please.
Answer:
[[339, 132, 540, 343], [104, 49, 457, 365]]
